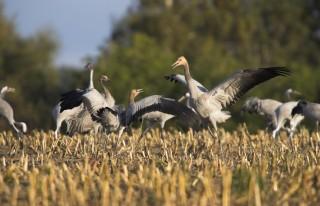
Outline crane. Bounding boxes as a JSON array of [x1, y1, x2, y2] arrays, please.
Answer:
[[52, 63, 94, 138], [171, 56, 290, 136], [241, 97, 282, 130], [66, 75, 114, 136], [0, 86, 27, 137], [92, 89, 198, 138]]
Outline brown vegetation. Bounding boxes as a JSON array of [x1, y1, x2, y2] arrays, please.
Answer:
[[0, 127, 319, 205]]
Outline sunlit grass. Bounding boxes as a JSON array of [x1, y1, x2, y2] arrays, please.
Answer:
[[0, 126, 319, 205]]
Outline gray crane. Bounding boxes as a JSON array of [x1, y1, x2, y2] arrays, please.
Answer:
[[241, 88, 302, 130], [93, 89, 199, 138], [134, 91, 199, 139], [272, 101, 304, 138], [270, 88, 304, 138], [65, 75, 114, 136], [52, 63, 95, 138], [171, 56, 290, 135], [0, 86, 27, 137], [292, 100, 320, 132], [241, 97, 282, 130]]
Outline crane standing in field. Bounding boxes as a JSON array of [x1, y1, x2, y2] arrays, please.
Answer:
[[241, 97, 282, 130], [241, 88, 302, 131], [52, 63, 95, 138], [271, 88, 304, 138], [170, 56, 290, 136], [0, 86, 27, 137]]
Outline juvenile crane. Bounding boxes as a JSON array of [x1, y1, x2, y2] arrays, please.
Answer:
[[135, 91, 199, 138], [171, 56, 290, 135], [93, 89, 198, 138], [0, 86, 27, 137]]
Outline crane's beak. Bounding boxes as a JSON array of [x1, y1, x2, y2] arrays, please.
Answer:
[[137, 89, 143, 94], [171, 61, 180, 69], [292, 90, 301, 96]]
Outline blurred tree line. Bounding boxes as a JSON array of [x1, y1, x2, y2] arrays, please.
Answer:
[[1, 0, 320, 131]]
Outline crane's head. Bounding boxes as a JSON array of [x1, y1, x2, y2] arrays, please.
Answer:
[[131, 89, 144, 98], [285, 88, 301, 98], [85, 62, 94, 70], [100, 75, 110, 82], [172, 56, 188, 69], [1, 86, 15, 94]]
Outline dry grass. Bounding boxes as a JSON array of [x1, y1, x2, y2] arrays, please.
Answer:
[[0, 126, 320, 206]]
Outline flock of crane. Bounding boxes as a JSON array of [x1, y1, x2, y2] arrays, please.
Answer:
[[1, 56, 320, 139]]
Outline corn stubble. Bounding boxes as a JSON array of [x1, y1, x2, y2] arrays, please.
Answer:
[[0, 126, 320, 206]]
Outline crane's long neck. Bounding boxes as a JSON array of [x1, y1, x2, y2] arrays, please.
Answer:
[[183, 63, 198, 98], [100, 80, 111, 98], [0, 88, 8, 98], [88, 69, 94, 89], [129, 92, 136, 105]]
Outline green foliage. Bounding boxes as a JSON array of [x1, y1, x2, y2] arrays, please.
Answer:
[[95, 0, 320, 130], [1, 0, 320, 130], [0, 3, 59, 130]]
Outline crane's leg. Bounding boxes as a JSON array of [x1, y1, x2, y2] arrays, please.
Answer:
[[160, 121, 166, 139], [315, 121, 320, 140], [54, 117, 64, 138], [139, 121, 156, 142], [272, 119, 285, 139], [9, 121, 22, 138], [118, 126, 125, 138], [208, 115, 218, 138]]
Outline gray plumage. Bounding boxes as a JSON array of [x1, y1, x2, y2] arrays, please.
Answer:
[[65, 75, 114, 136], [242, 97, 282, 129], [52, 63, 95, 138], [94, 90, 199, 137], [0, 86, 27, 137], [171, 56, 290, 134], [292, 100, 320, 130], [272, 101, 304, 138]]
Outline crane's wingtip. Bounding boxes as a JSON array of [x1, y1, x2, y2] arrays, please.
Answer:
[[273, 67, 291, 76], [260, 66, 291, 76]]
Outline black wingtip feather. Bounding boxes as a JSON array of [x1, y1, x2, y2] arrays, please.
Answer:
[[262, 66, 291, 76]]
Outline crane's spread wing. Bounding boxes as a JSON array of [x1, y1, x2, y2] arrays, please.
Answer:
[[164, 74, 208, 93], [66, 109, 94, 135], [91, 106, 121, 129], [59, 89, 86, 112], [82, 89, 111, 116], [208, 67, 290, 108], [125, 95, 198, 125]]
